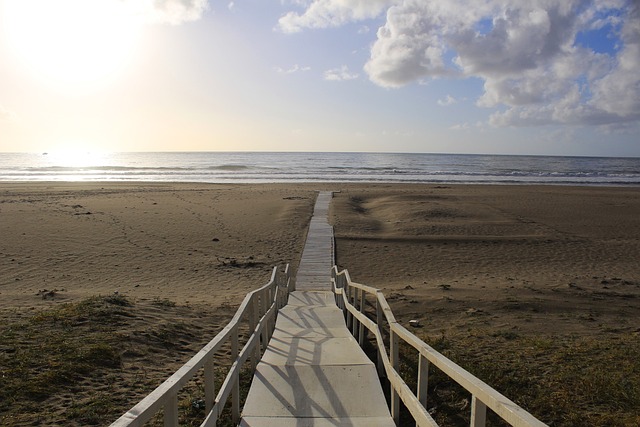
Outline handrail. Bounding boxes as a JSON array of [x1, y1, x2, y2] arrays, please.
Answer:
[[331, 266, 548, 427], [111, 264, 292, 427]]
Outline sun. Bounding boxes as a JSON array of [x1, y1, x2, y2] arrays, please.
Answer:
[[2, 0, 143, 94]]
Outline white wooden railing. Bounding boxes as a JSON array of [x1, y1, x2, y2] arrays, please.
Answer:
[[110, 265, 292, 427], [331, 267, 548, 427]]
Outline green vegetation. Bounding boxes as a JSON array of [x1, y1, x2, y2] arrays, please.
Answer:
[[4, 295, 637, 426], [0, 295, 239, 426], [0, 296, 130, 425], [394, 331, 640, 426]]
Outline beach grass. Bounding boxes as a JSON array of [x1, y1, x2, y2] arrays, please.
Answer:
[[0, 296, 129, 424], [2, 297, 639, 426], [0, 295, 237, 426], [393, 330, 640, 426]]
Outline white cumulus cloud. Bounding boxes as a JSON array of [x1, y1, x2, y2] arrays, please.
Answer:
[[324, 65, 359, 81], [438, 95, 457, 106], [277, 0, 393, 33], [276, 64, 312, 74], [280, 0, 640, 127]]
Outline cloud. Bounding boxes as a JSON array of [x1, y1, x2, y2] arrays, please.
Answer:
[[281, 0, 640, 127], [277, 0, 393, 33], [438, 95, 457, 106], [450, 121, 486, 131], [588, 3, 640, 120], [450, 122, 471, 131], [275, 64, 312, 74], [129, 0, 209, 25], [324, 65, 359, 81]]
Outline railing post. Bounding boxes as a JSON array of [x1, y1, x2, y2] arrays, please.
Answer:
[[252, 297, 260, 369], [260, 291, 269, 352], [343, 276, 348, 309], [336, 275, 345, 311], [352, 286, 360, 339], [204, 358, 216, 413], [471, 396, 487, 427], [417, 354, 429, 409], [164, 392, 178, 427], [350, 285, 355, 329], [280, 281, 286, 308], [284, 267, 291, 304], [267, 302, 275, 342], [358, 288, 365, 346], [248, 297, 258, 372], [286, 264, 292, 293], [376, 295, 384, 376], [273, 286, 279, 312], [272, 280, 278, 308], [346, 284, 353, 329], [231, 326, 240, 425], [390, 328, 400, 424], [261, 322, 268, 352]]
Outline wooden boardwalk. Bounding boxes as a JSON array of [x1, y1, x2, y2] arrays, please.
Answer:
[[294, 191, 335, 291], [240, 192, 395, 426]]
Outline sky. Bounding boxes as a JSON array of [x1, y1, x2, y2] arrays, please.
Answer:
[[0, 0, 639, 156]]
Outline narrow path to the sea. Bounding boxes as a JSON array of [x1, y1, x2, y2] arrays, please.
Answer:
[[240, 191, 395, 426]]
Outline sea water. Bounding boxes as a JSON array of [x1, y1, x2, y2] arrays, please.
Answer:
[[0, 151, 639, 185]]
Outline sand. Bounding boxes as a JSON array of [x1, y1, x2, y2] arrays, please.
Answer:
[[6, 182, 639, 326], [0, 183, 319, 311], [1, 182, 639, 425], [331, 184, 640, 337]]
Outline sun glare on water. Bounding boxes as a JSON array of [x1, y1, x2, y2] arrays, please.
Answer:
[[46, 147, 111, 169], [2, 0, 143, 94]]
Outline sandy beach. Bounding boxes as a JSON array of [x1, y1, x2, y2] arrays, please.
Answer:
[[1, 183, 639, 425], [0, 183, 319, 311], [331, 184, 640, 337]]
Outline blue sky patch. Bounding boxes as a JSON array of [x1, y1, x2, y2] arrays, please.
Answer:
[[475, 17, 494, 35], [575, 23, 620, 55]]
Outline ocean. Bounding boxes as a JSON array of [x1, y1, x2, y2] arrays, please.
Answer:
[[1, 151, 639, 185]]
